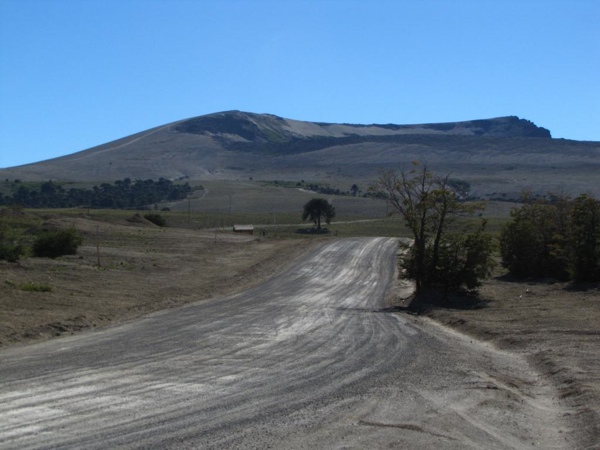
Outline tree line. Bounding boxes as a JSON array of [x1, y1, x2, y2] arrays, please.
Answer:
[[374, 162, 600, 301], [0, 178, 194, 209], [269, 180, 364, 197]]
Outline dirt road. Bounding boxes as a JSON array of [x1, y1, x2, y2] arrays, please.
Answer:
[[0, 238, 572, 449]]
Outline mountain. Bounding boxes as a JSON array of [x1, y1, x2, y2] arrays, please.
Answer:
[[1, 111, 598, 199]]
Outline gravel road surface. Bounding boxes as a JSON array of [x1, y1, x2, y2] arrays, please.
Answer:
[[0, 238, 570, 449]]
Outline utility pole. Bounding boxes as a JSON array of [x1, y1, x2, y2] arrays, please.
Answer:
[[95, 225, 101, 268]]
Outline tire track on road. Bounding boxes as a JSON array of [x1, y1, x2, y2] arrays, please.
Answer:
[[0, 238, 570, 449]]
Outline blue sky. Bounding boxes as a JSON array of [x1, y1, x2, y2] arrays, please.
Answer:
[[1, 0, 598, 168]]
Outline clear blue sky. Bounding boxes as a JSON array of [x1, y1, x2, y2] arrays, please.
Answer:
[[1, 0, 598, 168]]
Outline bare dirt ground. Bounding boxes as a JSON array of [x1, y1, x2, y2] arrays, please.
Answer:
[[1, 215, 599, 448], [403, 279, 600, 449]]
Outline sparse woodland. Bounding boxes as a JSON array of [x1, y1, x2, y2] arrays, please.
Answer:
[[375, 161, 600, 299]]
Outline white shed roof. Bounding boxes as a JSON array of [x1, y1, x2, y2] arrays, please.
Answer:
[[233, 224, 254, 231]]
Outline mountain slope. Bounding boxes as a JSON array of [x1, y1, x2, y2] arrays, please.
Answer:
[[1, 111, 598, 198]]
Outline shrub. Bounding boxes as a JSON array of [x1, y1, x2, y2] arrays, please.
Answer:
[[0, 222, 25, 262], [403, 222, 494, 294], [33, 228, 83, 258], [0, 240, 24, 262], [20, 282, 52, 292], [143, 213, 167, 227]]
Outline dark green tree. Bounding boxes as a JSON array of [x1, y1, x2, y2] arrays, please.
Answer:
[[569, 194, 600, 282], [424, 221, 494, 293], [33, 228, 83, 258], [0, 178, 193, 209], [0, 224, 24, 262], [302, 198, 336, 230], [500, 194, 570, 280]]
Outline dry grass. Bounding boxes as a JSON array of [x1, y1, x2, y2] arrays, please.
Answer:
[[0, 214, 322, 347]]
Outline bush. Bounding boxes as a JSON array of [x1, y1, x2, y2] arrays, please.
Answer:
[[403, 222, 494, 294], [0, 240, 24, 262], [33, 228, 83, 258], [143, 213, 167, 227], [20, 282, 52, 292], [0, 222, 25, 262]]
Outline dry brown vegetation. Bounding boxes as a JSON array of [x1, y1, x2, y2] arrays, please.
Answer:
[[0, 214, 319, 347]]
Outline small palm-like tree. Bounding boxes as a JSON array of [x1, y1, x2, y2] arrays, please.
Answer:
[[302, 198, 336, 230]]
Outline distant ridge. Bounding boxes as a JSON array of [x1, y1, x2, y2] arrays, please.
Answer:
[[169, 112, 551, 156], [174, 111, 551, 142], [1, 111, 597, 198], [326, 116, 551, 137]]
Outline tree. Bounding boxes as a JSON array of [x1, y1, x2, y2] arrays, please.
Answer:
[[499, 192, 600, 282], [374, 161, 491, 294], [302, 198, 336, 230], [500, 193, 570, 280], [568, 194, 600, 282], [0, 226, 24, 262], [425, 221, 494, 293], [350, 184, 360, 197]]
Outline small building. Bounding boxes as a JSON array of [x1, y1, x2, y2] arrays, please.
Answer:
[[233, 224, 254, 235]]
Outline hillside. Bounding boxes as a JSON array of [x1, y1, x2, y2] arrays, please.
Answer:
[[1, 111, 598, 199]]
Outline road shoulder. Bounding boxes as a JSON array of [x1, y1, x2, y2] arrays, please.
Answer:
[[393, 278, 600, 449]]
